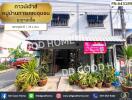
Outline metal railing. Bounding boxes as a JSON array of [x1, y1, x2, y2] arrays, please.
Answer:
[[88, 23, 104, 27], [51, 20, 68, 26]]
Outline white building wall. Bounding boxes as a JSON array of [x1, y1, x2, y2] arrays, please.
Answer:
[[0, 31, 26, 49], [42, 2, 112, 37]]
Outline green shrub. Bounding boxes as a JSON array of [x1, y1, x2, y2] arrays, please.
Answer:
[[15, 58, 39, 91], [38, 62, 49, 80], [0, 63, 7, 71]]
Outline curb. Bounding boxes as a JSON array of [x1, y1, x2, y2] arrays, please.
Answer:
[[0, 68, 15, 74]]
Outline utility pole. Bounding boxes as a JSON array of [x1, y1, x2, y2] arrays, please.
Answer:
[[117, 0, 131, 74], [117, 0, 126, 39]]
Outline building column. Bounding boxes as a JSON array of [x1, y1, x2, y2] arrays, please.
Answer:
[[113, 45, 117, 67], [113, 45, 121, 76], [90, 54, 94, 72], [108, 48, 112, 65]]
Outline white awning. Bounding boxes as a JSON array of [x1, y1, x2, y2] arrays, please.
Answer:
[[26, 34, 125, 42]]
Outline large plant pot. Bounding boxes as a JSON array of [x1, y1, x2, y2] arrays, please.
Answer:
[[121, 84, 132, 92], [80, 85, 87, 89], [38, 79, 48, 86], [16, 81, 32, 91], [90, 84, 96, 88], [105, 83, 111, 88], [75, 80, 79, 85], [69, 81, 74, 85], [24, 85, 32, 91], [97, 82, 102, 88]]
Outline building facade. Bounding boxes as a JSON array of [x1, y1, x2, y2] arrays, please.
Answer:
[[27, 1, 124, 75]]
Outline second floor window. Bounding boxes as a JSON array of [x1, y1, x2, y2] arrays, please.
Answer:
[[51, 14, 70, 26], [87, 15, 107, 27]]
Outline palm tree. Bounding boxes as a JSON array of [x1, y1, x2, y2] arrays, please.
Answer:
[[123, 45, 132, 73]]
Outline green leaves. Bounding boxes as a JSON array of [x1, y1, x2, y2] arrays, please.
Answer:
[[8, 44, 32, 59], [124, 74, 132, 87], [123, 45, 132, 60], [15, 58, 40, 91], [37, 62, 49, 79], [0, 63, 7, 71]]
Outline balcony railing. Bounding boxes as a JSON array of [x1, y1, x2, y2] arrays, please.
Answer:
[[88, 22, 104, 27], [51, 19, 68, 26]]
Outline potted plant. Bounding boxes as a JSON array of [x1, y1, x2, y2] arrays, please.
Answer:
[[105, 77, 113, 87], [73, 72, 79, 85], [15, 58, 39, 91], [37, 62, 49, 86], [38, 73, 48, 86], [68, 75, 75, 85], [96, 72, 104, 88], [121, 74, 132, 92], [103, 66, 115, 88], [103, 71, 114, 88], [79, 77, 87, 89], [68, 72, 79, 85], [89, 76, 97, 88]]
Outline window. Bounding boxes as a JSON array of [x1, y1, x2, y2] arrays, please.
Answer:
[[87, 15, 107, 27], [51, 14, 70, 26], [127, 35, 132, 44]]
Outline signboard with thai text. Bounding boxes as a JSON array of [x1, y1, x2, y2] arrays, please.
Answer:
[[84, 42, 107, 54]]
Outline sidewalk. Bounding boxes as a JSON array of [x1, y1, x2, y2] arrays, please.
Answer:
[[59, 77, 121, 92], [0, 76, 121, 92], [29, 76, 61, 92]]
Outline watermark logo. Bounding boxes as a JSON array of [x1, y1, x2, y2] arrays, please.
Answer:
[[92, 93, 99, 99], [62, 63, 113, 76], [28, 93, 35, 100], [56, 93, 62, 100], [111, 1, 132, 6], [28, 40, 75, 50], [120, 92, 129, 99], [1, 93, 7, 100]]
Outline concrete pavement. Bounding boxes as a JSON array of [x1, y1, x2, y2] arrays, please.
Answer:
[[0, 76, 121, 92], [0, 69, 18, 89]]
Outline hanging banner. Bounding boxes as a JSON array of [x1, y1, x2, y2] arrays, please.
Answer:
[[84, 42, 107, 54]]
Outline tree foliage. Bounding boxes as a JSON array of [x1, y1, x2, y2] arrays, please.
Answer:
[[8, 44, 32, 59]]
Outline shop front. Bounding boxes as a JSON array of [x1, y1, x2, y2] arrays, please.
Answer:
[[27, 39, 123, 76]]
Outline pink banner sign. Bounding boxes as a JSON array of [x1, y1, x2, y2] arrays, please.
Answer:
[[84, 42, 107, 54]]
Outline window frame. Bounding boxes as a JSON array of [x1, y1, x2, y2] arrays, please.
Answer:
[[87, 15, 107, 28], [51, 14, 70, 27]]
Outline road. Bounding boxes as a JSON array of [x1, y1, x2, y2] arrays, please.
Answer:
[[0, 69, 18, 89]]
